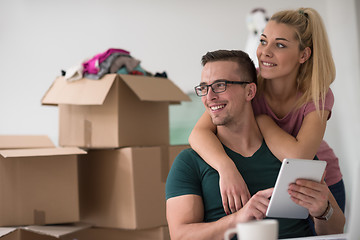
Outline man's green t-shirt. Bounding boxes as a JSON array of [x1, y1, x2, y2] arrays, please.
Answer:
[[165, 141, 313, 239]]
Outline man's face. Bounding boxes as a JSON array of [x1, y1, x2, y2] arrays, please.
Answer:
[[200, 61, 248, 126]]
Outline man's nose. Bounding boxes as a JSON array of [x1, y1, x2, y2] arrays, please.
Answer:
[[206, 86, 218, 100]]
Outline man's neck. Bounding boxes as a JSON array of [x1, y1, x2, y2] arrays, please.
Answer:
[[216, 113, 263, 157]]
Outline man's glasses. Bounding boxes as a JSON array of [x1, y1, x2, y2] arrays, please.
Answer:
[[194, 80, 251, 97]]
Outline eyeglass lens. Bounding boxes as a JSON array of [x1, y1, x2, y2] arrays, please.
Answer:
[[196, 81, 226, 96]]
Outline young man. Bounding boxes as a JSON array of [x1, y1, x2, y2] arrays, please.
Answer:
[[165, 50, 345, 240]]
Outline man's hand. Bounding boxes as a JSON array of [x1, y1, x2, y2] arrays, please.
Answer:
[[234, 188, 273, 223], [219, 167, 251, 214]]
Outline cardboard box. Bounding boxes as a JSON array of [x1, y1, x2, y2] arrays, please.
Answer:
[[78, 146, 167, 229], [41, 74, 190, 149], [0, 147, 86, 227], [74, 225, 170, 240], [0, 135, 55, 150], [0, 223, 91, 240], [168, 144, 190, 169]]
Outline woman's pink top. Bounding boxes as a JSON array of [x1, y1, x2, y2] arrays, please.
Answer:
[[252, 88, 342, 186]]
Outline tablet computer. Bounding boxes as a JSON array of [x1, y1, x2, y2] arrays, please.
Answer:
[[266, 158, 327, 219]]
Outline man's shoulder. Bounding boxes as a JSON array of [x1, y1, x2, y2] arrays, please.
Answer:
[[170, 147, 210, 172], [174, 147, 201, 163]]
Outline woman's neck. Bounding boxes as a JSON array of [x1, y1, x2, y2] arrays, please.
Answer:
[[263, 78, 299, 119], [265, 79, 298, 102]]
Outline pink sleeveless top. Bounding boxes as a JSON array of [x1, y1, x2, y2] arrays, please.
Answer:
[[252, 88, 342, 186]]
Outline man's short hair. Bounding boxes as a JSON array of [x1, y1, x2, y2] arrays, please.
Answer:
[[201, 50, 257, 85]]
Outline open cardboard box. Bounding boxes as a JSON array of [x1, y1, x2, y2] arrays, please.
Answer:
[[0, 136, 86, 227], [0, 224, 169, 240], [0, 135, 54, 150], [0, 223, 90, 240], [41, 74, 191, 149]]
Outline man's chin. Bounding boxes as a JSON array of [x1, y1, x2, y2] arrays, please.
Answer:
[[211, 119, 225, 126]]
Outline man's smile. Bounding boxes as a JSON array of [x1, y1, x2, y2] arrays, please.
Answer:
[[209, 104, 226, 112]]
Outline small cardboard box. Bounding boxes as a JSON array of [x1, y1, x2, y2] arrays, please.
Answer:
[[41, 74, 190, 149], [78, 146, 167, 229], [0, 223, 91, 240], [74, 225, 170, 240], [0, 135, 55, 150], [0, 147, 86, 227]]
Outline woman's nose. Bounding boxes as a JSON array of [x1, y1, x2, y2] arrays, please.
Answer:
[[262, 45, 273, 58]]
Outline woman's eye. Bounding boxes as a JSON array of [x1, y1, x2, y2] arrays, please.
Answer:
[[277, 43, 285, 48], [260, 39, 266, 45]]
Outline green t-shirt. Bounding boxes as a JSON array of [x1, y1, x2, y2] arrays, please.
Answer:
[[165, 141, 313, 239]]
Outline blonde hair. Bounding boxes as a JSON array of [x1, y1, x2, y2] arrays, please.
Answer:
[[257, 7, 336, 114]]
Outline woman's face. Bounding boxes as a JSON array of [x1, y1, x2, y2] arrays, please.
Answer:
[[256, 20, 305, 81]]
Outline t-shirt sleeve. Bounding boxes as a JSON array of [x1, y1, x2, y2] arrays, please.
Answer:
[[304, 88, 334, 120], [165, 149, 202, 200]]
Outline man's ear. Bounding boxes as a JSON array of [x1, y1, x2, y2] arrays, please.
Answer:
[[299, 47, 311, 64], [246, 83, 257, 101]]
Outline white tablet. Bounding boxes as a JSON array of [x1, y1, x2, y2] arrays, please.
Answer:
[[266, 158, 327, 219]]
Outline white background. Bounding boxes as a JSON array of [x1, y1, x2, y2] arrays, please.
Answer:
[[0, 0, 359, 226]]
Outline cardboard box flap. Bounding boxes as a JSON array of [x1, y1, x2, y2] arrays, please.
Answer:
[[0, 227, 16, 237], [0, 135, 55, 149], [120, 74, 191, 102], [0, 147, 87, 158], [22, 223, 91, 238], [41, 74, 116, 105]]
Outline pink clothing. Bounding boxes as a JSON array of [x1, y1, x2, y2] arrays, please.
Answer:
[[252, 88, 342, 186], [82, 48, 130, 75]]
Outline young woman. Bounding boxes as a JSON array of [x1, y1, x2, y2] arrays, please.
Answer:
[[188, 7, 345, 216]]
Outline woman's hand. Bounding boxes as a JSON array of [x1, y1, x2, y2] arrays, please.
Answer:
[[287, 172, 329, 217], [219, 167, 251, 215]]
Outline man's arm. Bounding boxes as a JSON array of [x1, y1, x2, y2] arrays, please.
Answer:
[[166, 189, 273, 240]]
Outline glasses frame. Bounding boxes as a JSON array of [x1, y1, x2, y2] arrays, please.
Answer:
[[194, 80, 251, 97]]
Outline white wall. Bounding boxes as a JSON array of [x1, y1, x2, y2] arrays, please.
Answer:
[[1, 0, 359, 225], [324, 0, 360, 221]]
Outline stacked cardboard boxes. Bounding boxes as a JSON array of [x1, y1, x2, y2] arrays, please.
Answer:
[[41, 74, 191, 239]]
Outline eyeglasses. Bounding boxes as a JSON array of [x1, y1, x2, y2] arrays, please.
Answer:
[[194, 80, 251, 97]]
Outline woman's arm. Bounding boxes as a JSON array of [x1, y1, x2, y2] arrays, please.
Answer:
[[256, 110, 329, 161], [189, 111, 251, 213]]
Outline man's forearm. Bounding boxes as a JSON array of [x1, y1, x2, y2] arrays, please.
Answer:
[[170, 215, 235, 240]]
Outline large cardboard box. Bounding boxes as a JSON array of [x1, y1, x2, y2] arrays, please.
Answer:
[[78, 146, 167, 229], [0, 223, 91, 240], [0, 135, 55, 150], [0, 147, 86, 227], [41, 74, 190, 149]]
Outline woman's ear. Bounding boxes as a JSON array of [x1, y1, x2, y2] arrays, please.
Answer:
[[246, 83, 257, 101], [299, 47, 311, 64]]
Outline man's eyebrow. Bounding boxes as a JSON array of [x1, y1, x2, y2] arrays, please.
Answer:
[[261, 33, 290, 42], [199, 79, 227, 85]]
